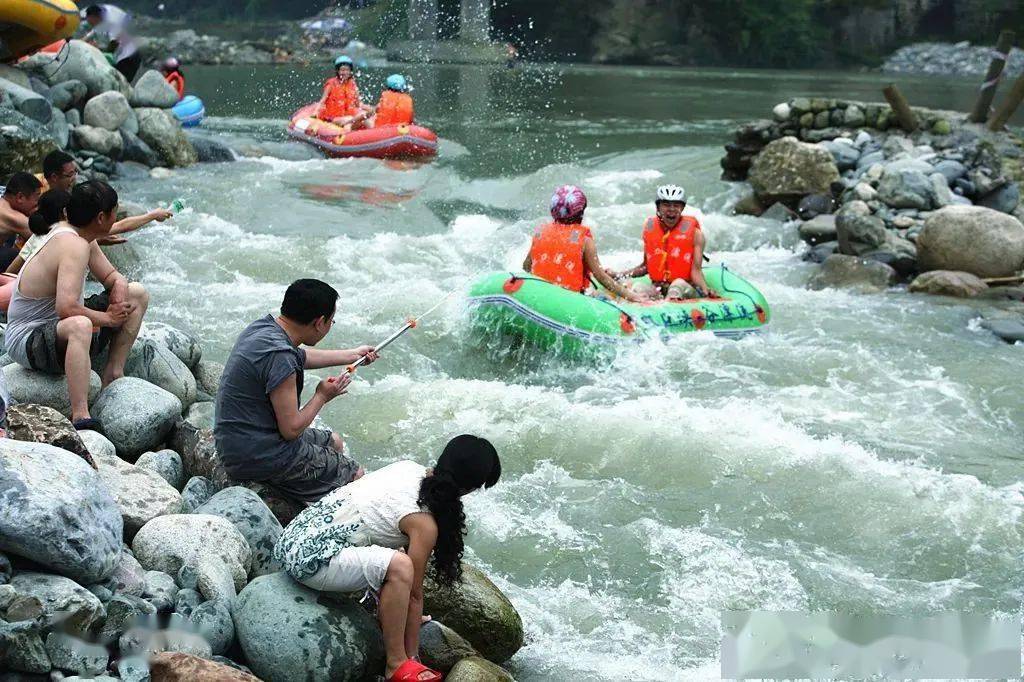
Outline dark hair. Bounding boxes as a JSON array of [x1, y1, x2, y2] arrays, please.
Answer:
[[28, 189, 71, 236], [5, 172, 42, 198], [84, 5, 104, 17], [67, 181, 118, 228], [418, 435, 501, 587], [42, 151, 75, 180], [281, 279, 339, 325]]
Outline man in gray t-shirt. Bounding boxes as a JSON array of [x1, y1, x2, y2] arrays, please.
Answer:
[[215, 279, 378, 504]]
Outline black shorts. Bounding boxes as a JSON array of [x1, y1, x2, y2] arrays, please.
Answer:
[[262, 428, 361, 505], [115, 52, 142, 82], [23, 292, 114, 375]]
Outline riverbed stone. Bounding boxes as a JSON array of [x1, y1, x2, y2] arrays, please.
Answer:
[[125, 339, 197, 409], [72, 125, 123, 158], [0, 619, 50, 673], [45, 632, 108, 676], [419, 620, 477, 672], [9, 573, 104, 633], [978, 181, 1020, 214], [187, 134, 236, 163], [149, 651, 261, 681], [446, 656, 515, 682], [180, 476, 218, 513], [84, 91, 132, 131], [92, 378, 182, 461], [194, 487, 282, 577], [748, 136, 840, 204], [144, 570, 179, 612], [170, 423, 231, 488], [101, 594, 156, 641], [184, 401, 215, 431], [0, 439, 121, 583], [835, 200, 887, 256], [929, 172, 954, 208], [173, 588, 202, 618], [2, 364, 101, 418], [91, 436, 182, 537], [135, 108, 198, 167], [136, 449, 184, 490], [138, 322, 203, 370], [807, 254, 897, 292], [0, 107, 58, 173], [861, 234, 918, 279], [130, 70, 180, 108], [48, 106, 70, 147], [190, 598, 234, 655], [933, 159, 967, 183], [48, 80, 87, 111], [423, 564, 524, 663], [120, 128, 162, 167], [909, 270, 988, 297], [0, 77, 52, 124], [192, 361, 224, 395], [821, 139, 859, 171], [109, 551, 147, 597], [916, 206, 1024, 278], [798, 214, 837, 244], [234, 572, 385, 682], [877, 167, 933, 209], [982, 316, 1024, 343], [5, 404, 94, 467], [22, 40, 128, 98]]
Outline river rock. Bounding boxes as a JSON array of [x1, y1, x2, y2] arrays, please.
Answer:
[[144, 570, 179, 612], [192, 361, 224, 395], [876, 167, 933, 209], [92, 378, 183, 461], [243, 481, 304, 526], [136, 449, 184, 490], [0, 77, 52, 124], [135, 108, 198, 167], [130, 70, 181, 108], [0, 439, 121, 584], [48, 80, 87, 111], [772, 102, 790, 121], [862, 234, 918, 279], [173, 588, 202, 618], [185, 401, 215, 431], [419, 620, 477, 672], [187, 134, 236, 163], [796, 192, 835, 220], [91, 436, 182, 538], [122, 107, 139, 135], [760, 202, 797, 222], [120, 129, 162, 167], [798, 214, 837, 244], [982, 316, 1024, 343], [1, 364, 102, 418], [423, 564, 524, 663], [73, 125, 123, 158], [139, 322, 203, 369], [9, 573, 103, 633], [916, 206, 1024, 278], [807, 254, 897, 292], [0, 553, 10, 585], [929, 172, 953, 208], [835, 201, 887, 256], [99, 239, 143, 281], [190, 599, 234, 655], [978, 182, 1020, 214], [125, 339, 197, 409], [25, 40, 128, 98], [446, 656, 515, 682], [84, 91, 132, 131], [0, 107, 58, 173], [195, 487, 283, 577], [749, 136, 840, 203], [5, 404, 94, 467], [908, 270, 988, 297], [110, 551, 147, 597], [234, 572, 385, 682], [150, 651, 261, 682], [100, 594, 156, 641], [933, 159, 966, 183], [821, 139, 859, 171], [45, 632, 108, 675], [132, 514, 250, 602], [181, 476, 218, 513], [48, 107, 70, 148], [0, 619, 50, 673], [170, 423, 231, 488]]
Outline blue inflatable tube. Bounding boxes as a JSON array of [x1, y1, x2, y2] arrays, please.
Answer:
[[172, 95, 205, 128]]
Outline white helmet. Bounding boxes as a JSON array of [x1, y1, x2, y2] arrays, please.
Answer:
[[656, 185, 686, 203]]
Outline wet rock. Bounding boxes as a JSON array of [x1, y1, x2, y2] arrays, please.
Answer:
[[132, 514, 250, 602], [139, 323, 203, 370], [125, 339, 197, 410], [796, 192, 835, 220], [856, 150, 884, 170], [170, 423, 231, 488], [99, 240, 143, 281], [173, 588, 202, 618], [419, 620, 477, 672], [771, 102, 790, 121], [731, 191, 764, 217], [195, 487, 282, 577], [117, 654, 151, 682], [423, 564, 524, 663], [234, 572, 384, 682], [5, 404, 94, 467], [100, 594, 156, 641], [835, 201, 886, 256], [982, 316, 1024, 343], [807, 254, 897, 293], [929, 173, 954, 208], [844, 105, 865, 128], [48, 107, 69, 148], [877, 168, 933, 209], [917, 206, 1024, 278], [933, 159, 967, 183], [797, 215, 837, 245], [0, 439, 121, 584], [0, 619, 50, 673], [83, 91, 131, 131], [144, 570, 179, 612], [180, 476, 218, 513], [446, 656, 514, 682], [978, 182, 1020, 214], [0, 553, 10, 585], [2, 365, 101, 418], [9, 573, 103, 633], [109, 551, 147, 597], [22, 40, 128, 98], [190, 599, 233, 655], [0, 108, 59, 173], [72, 125, 123, 158], [760, 202, 797, 222], [184, 401, 215, 431], [120, 129, 162, 167], [149, 651, 261, 681], [862, 235, 918, 279], [748, 136, 840, 204], [821, 139, 859, 171], [186, 134, 236, 163], [136, 449, 184, 490], [192, 361, 223, 396], [135, 108, 198, 167], [0, 77, 52, 124], [45, 632, 107, 676], [909, 270, 988, 297], [92, 378, 183, 461], [130, 70, 180, 108]]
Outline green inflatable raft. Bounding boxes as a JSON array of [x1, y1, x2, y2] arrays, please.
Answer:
[[467, 264, 770, 358]]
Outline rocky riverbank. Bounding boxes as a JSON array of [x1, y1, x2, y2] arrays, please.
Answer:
[[721, 96, 1024, 344], [0, 322, 524, 680], [882, 41, 1024, 78]]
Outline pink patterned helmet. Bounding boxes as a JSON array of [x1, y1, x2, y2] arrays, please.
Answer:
[[549, 185, 587, 223]]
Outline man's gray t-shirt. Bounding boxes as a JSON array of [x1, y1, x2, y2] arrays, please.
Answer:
[[215, 315, 307, 479]]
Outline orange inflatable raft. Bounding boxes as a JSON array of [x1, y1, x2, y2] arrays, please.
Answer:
[[287, 104, 438, 160]]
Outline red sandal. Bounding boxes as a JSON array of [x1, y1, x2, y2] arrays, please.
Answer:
[[387, 658, 443, 682]]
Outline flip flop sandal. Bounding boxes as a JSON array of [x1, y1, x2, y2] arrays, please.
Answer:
[[72, 418, 102, 434], [387, 659, 443, 682]]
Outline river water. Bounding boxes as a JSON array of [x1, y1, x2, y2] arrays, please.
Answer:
[[115, 63, 1023, 680]]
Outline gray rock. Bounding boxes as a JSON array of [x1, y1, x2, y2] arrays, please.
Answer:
[[933, 159, 967, 183], [48, 108, 70, 148], [0, 77, 52, 124], [125, 339, 197, 410], [83, 91, 132, 131], [446, 656, 514, 682], [929, 173, 954, 208], [132, 514, 250, 602], [760, 202, 797, 222], [135, 449, 184, 490], [748, 136, 840, 203], [844, 105, 865, 128], [135, 108, 198, 167], [917, 206, 1024, 278], [190, 599, 234, 655], [822, 140, 859, 171], [22, 40, 129, 98], [856, 150, 884, 169], [797, 193, 835, 220], [0, 619, 50, 673], [144, 570, 178, 612], [122, 107, 139, 135], [0, 107, 58, 173], [177, 564, 199, 590], [99, 240, 143, 281], [119, 129, 161, 168], [852, 182, 877, 202], [138, 322, 203, 370], [170, 424, 231, 489], [184, 401, 215, 431], [100, 594, 156, 641], [117, 655, 150, 682], [2, 364, 101, 419], [186, 134, 236, 163], [798, 214, 837, 245], [48, 80, 87, 111], [92, 378, 183, 461], [0, 64, 31, 89], [180, 476, 218, 513], [130, 70, 180, 108], [862, 234, 918, 278], [72, 125, 123, 158], [192, 361, 224, 395], [0, 552, 10, 585], [835, 201, 887, 256], [6, 403, 94, 467], [65, 108, 81, 127], [808, 254, 897, 293], [909, 270, 988, 297], [87, 583, 113, 602], [978, 182, 1020, 214], [0, 440, 121, 584], [9, 573, 104, 633], [234, 572, 385, 682], [877, 168, 933, 209], [982, 317, 1024, 343], [109, 551, 147, 597], [45, 633, 107, 675], [173, 588, 203, 618], [195, 487, 283, 577], [419, 620, 477, 672]]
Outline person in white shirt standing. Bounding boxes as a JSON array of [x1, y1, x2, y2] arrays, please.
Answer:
[[82, 4, 141, 82]]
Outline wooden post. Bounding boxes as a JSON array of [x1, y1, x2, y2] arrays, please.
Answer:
[[988, 73, 1024, 131], [969, 30, 1016, 122], [883, 84, 919, 132]]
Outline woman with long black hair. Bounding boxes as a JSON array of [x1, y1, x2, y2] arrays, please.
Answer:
[[274, 434, 501, 682]]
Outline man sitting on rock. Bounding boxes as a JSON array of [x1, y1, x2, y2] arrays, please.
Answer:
[[3, 181, 149, 431], [215, 279, 378, 505], [0, 173, 41, 270]]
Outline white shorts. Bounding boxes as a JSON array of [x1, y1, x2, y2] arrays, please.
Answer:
[[298, 545, 398, 593]]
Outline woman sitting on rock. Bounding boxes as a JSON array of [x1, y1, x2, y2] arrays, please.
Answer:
[[273, 434, 502, 682]]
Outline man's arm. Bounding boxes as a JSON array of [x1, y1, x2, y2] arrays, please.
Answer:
[[55, 238, 114, 328], [0, 208, 31, 240], [110, 209, 173, 235], [611, 253, 647, 280], [583, 239, 645, 303], [303, 346, 377, 370], [268, 371, 349, 440], [690, 230, 716, 296], [87, 241, 128, 304]]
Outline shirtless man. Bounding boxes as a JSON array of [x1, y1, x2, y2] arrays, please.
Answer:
[[0, 173, 40, 268], [4, 181, 148, 431]]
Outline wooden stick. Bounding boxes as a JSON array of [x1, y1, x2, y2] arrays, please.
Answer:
[[988, 73, 1024, 131], [882, 84, 919, 131], [969, 30, 1016, 122], [981, 275, 1024, 285]]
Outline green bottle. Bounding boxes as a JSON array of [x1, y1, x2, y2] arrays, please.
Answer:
[[169, 199, 185, 213]]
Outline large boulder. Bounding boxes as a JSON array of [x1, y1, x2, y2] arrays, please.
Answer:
[[5, 403, 93, 467], [130, 70, 180, 108], [132, 514, 250, 602], [0, 108, 59, 175], [186, 134, 236, 163], [99, 240, 143, 280], [876, 167, 934, 209], [120, 129, 162, 167], [138, 322, 203, 370], [85, 431, 182, 537], [234, 572, 385, 682], [0, 77, 52, 123], [194, 487, 283, 577], [0, 439, 122, 584], [135, 108, 198, 167], [423, 564, 524, 664], [0, 619, 51, 673], [908, 270, 988, 298], [84, 91, 132, 131], [149, 651, 262, 681], [2, 364, 101, 418], [748, 136, 840, 204], [48, 107, 69, 148], [916, 206, 1024, 278], [807, 254, 897, 293], [72, 125, 123, 158], [23, 40, 129, 98], [419, 621, 477, 672], [446, 656, 515, 682], [92, 378, 183, 461], [9, 572, 104, 632], [125, 339, 197, 409]]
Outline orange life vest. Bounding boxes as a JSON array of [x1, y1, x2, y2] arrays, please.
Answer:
[[643, 215, 700, 284], [529, 222, 593, 293], [321, 77, 360, 120], [164, 71, 185, 100], [375, 90, 414, 127]]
